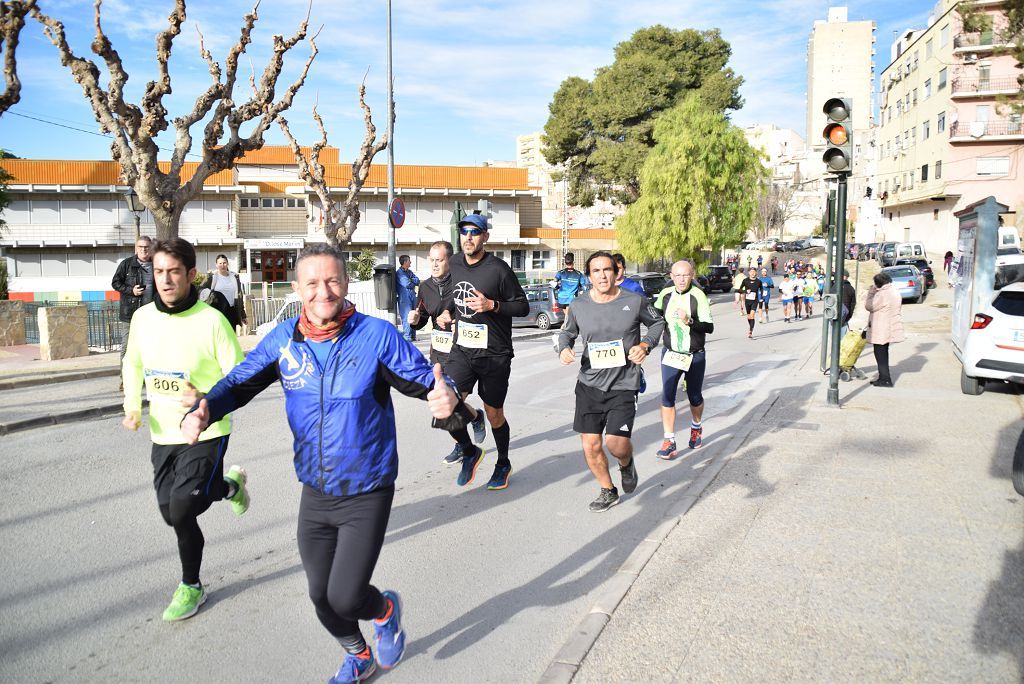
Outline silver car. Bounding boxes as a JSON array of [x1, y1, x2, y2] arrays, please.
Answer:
[[881, 265, 927, 303]]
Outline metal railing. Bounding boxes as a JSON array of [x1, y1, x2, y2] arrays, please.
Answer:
[[954, 32, 995, 49], [23, 301, 121, 351], [951, 76, 1020, 94], [950, 119, 1024, 137]]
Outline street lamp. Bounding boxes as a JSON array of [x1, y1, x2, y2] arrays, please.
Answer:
[[124, 187, 143, 240]]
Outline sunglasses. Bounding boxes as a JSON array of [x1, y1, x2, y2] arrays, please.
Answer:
[[459, 227, 485, 236]]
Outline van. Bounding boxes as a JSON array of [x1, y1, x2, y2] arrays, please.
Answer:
[[894, 241, 927, 262]]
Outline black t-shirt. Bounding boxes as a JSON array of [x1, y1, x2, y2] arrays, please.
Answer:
[[738, 277, 760, 298], [410, 276, 454, 330], [448, 252, 528, 357]]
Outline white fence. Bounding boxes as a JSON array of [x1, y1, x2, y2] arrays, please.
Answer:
[[247, 280, 392, 329]]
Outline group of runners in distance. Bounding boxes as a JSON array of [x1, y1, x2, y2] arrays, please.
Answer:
[[120, 220, 833, 681]]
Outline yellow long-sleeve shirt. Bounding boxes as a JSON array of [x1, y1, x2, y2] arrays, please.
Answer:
[[122, 300, 244, 445]]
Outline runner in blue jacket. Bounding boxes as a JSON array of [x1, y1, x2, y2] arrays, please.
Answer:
[[183, 243, 462, 684]]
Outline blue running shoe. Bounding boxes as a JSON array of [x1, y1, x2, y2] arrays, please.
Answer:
[[656, 439, 677, 460], [688, 427, 703, 450], [328, 649, 376, 683], [470, 407, 486, 444], [486, 463, 512, 490], [442, 443, 463, 465], [457, 447, 485, 486], [374, 590, 405, 670]]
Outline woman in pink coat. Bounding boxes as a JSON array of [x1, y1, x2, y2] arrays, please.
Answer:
[[865, 271, 905, 387]]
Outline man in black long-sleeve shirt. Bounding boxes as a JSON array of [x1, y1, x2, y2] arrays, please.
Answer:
[[439, 214, 528, 490]]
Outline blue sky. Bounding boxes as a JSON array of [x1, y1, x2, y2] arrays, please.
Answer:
[[0, 0, 935, 166]]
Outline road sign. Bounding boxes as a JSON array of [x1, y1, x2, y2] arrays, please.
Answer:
[[389, 197, 406, 229]]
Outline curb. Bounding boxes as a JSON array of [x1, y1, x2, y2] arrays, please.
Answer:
[[0, 366, 120, 391], [538, 336, 823, 683], [0, 402, 124, 436]]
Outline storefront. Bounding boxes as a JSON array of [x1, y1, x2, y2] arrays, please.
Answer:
[[243, 238, 305, 285]]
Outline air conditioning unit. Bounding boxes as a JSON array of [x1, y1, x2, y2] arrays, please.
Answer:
[[964, 53, 978, 63]]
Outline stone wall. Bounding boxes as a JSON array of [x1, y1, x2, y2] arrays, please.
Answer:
[[39, 305, 88, 360], [0, 300, 27, 346]]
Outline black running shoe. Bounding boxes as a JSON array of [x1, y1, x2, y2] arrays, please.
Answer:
[[589, 487, 620, 512], [619, 457, 638, 494]]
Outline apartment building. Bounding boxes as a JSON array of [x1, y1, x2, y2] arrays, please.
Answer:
[[0, 147, 558, 301], [877, 0, 1023, 254]]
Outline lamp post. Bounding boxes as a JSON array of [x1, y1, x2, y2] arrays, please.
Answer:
[[385, 0, 397, 326], [124, 188, 143, 240]]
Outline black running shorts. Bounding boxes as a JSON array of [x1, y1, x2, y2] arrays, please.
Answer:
[[744, 298, 759, 314], [444, 348, 512, 409], [573, 381, 638, 438], [151, 436, 229, 506]]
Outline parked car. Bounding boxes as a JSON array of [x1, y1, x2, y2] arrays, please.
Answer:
[[881, 264, 927, 303], [514, 284, 565, 330], [807, 236, 827, 248], [703, 265, 734, 293], [627, 272, 671, 301], [960, 282, 1024, 395], [864, 242, 879, 260], [790, 238, 810, 251], [877, 242, 898, 266], [762, 238, 778, 251], [893, 258, 936, 289]]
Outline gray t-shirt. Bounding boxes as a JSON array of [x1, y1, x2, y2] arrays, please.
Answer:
[[557, 289, 665, 391], [139, 260, 154, 305]]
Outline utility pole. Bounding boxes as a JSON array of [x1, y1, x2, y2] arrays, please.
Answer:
[[827, 173, 848, 405], [820, 184, 836, 373], [385, 0, 396, 325]]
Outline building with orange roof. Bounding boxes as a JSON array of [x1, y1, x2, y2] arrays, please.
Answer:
[[0, 147, 620, 304]]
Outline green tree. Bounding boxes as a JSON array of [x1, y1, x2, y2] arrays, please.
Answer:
[[543, 25, 743, 206], [347, 248, 376, 282], [616, 96, 767, 266]]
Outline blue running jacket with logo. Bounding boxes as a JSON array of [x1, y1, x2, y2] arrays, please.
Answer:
[[202, 310, 447, 497]]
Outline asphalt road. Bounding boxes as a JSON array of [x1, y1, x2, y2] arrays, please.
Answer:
[[0, 291, 827, 683]]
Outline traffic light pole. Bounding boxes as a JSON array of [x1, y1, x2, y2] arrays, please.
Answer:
[[827, 173, 849, 406], [820, 185, 837, 373]]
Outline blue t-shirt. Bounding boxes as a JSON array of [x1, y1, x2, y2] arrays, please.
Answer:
[[306, 337, 336, 372], [555, 268, 588, 304], [620, 277, 645, 295], [758, 276, 775, 300]]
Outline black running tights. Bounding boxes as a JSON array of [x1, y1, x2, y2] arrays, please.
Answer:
[[159, 496, 214, 586], [296, 485, 393, 639]]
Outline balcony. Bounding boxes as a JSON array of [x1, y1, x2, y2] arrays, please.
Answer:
[[949, 119, 1024, 141], [952, 75, 1023, 97], [954, 31, 996, 51]]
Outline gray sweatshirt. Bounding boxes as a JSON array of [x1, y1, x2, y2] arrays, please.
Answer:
[[558, 289, 665, 391]]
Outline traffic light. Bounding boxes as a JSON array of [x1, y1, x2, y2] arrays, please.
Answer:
[[822, 97, 853, 174], [823, 293, 839, 320]]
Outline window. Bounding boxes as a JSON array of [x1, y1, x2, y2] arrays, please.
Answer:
[[977, 157, 1010, 176], [912, 88, 917, 106], [531, 249, 551, 269], [940, 24, 949, 47], [938, 68, 947, 90], [273, 198, 284, 208], [285, 198, 305, 208], [924, 79, 931, 99], [921, 164, 929, 182], [896, 99, 903, 115], [976, 104, 990, 122], [937, 111, 946, 133], [922, 121, 930, 139], [912, 51, 919, 71], [261, 198, 274, 208], [61, 200, 88, 224], [926, 38, 933, 58], [33, 200, 59, 224], [511, 250, 526, 270], [911, 127, 917, 145], [41, 251, 67, 277], [934, 209, 939, 220], [935, 161, 942, 179], [979, 65, 991, 90]]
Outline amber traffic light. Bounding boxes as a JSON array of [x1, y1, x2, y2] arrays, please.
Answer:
[[821, 97, 853, 173]]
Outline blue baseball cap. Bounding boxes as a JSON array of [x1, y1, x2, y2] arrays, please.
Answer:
[[457, 214, 489, 232]]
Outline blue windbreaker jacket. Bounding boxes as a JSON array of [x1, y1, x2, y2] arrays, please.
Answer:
[[203, 310, 443, 497]]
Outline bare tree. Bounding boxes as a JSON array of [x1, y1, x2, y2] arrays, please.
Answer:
[[277, 77, 391, 247], [30, 0, 317, 239], [0, 0, 35, 115], [755, 181, 806, 241]]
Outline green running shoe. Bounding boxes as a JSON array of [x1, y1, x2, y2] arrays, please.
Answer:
[[162, 583, 206, 622], [224, 465, 249, 516]]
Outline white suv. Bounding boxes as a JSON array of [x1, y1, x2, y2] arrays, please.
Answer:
[[960, 283, 1024, 394]]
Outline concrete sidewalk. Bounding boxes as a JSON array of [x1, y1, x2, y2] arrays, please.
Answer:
[[561, 285, 1024, 681]]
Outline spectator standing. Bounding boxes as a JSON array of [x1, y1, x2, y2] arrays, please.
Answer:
[[865, 272, 905, 387], [111, 235, 155, 390], [396, 254, 420, 342]]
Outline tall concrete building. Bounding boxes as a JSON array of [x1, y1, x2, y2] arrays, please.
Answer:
[[876, 0, 1023, 254], [806, 7, 877, 143], [806, 7, 878, 241]]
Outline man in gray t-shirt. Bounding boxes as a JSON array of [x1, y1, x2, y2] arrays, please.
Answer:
[[557, 252, 665, 512]]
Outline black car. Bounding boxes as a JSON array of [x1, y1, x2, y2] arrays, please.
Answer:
[[704, 265, 733, 293], [893, 258, 936, 289], [628, 272, 670, 300]]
